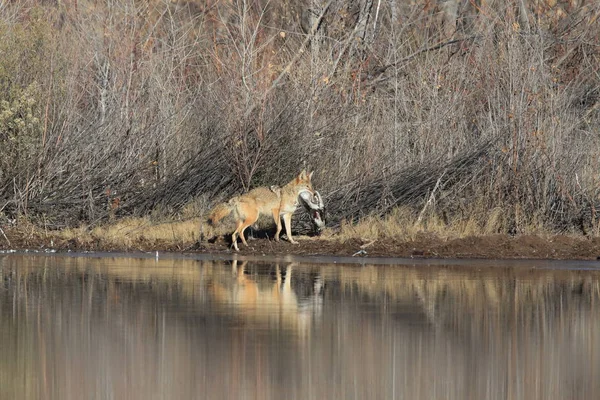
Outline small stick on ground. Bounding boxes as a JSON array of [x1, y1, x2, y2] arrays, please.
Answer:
[[360, 239, 376, 249]]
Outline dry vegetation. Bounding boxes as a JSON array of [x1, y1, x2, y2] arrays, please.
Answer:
[[0, 0, 599, 248]]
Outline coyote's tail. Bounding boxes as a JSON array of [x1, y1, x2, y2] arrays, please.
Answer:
[[207, 202, 232, 227]]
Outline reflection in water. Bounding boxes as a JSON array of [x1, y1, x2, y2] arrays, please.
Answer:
[[1, 254, 600, 399]]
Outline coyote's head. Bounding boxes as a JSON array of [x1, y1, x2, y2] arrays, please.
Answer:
[[295, 169, 314, 194]]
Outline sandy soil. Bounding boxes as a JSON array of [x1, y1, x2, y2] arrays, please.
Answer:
[[2, 227, 600, 260]]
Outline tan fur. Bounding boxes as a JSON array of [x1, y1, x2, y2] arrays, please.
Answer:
[[205, 170, 315, 250], [206, 202, 233, 226]]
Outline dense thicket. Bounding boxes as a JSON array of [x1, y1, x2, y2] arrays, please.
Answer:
[[0, 0, 598, 234]]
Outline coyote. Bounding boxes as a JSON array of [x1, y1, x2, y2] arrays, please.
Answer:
[[206, 170, 316, 250]]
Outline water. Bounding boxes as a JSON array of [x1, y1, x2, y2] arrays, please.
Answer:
[[1, 253, 600, 400]]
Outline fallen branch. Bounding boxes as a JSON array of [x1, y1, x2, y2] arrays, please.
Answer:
[[0, 226, 10, 247], [416, 170, 446, 225]]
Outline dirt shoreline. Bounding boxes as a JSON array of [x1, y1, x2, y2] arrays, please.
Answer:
[[1, 227, 600, 260]]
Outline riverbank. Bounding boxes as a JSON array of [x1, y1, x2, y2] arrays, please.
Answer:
[[1, 220, 600, 260], [195, 234, 600, 260]]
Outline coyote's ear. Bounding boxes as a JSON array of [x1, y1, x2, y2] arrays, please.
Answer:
[[299, 169, 307, 179], [308, 171, 314, 180]]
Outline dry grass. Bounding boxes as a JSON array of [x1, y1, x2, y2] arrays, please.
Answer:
[[21, 203, 579, 251], [57, 217, 201, 249], [326, 206, 558, 243]]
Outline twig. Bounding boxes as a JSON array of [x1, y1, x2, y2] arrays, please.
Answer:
[[416, 171, 446, 225], [367, 35, 480, 78], [360, 239, 376, 249], [0, 226, 10, 247], [244, 0, 333, 118]]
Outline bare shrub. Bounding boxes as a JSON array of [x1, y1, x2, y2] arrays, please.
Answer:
[[0, 0, 597, 236]]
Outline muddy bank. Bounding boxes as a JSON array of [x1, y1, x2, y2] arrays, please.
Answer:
[[201, 234, 600, 260], [1, 227, 600, 260]]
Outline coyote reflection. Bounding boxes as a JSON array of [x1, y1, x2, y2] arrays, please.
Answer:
[[209, 260, 323, 337]]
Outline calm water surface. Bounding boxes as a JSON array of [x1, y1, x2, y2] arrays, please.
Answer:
[[1, 253, 600, 400]]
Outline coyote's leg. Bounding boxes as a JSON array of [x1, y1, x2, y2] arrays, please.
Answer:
[[272, 207, 282, 241], [282, 213, 298, 244], [231, 220, 243, 251], [237, 213, 258, 248]]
